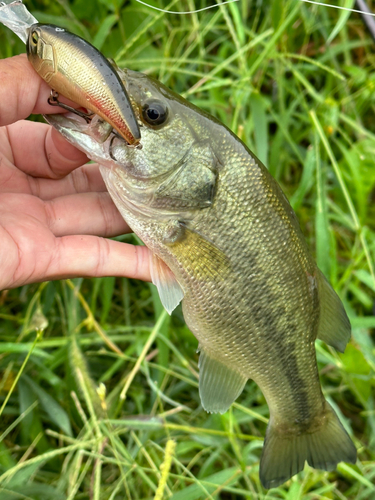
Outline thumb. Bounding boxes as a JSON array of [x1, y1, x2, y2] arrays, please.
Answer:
[[0, 54, 70, 126]]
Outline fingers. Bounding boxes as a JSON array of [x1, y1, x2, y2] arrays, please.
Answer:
[[5, 120, 88, 179], [0, 56, 151, 289], [0, 192, 151, 289], [45, 192, 130, 237], [6, 234, 151, 289], [0, 147, 107, 199], [0, 191, 129, 238], [0, 54, 70, 126], [43, 236, 151, 284], [30, 164, 107, 200]]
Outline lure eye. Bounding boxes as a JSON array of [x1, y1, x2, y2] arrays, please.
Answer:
[[31, 31, 39, 45], [142, 100, 168, 127]]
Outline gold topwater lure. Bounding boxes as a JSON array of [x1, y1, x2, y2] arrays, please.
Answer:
[[26, 23, 140, 145]]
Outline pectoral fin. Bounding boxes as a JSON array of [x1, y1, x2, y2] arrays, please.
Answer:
[[150, 253, 184, 314], [170, 225, 231, 281], [316, 271, 351, 353], [198, 349, 247, 414]]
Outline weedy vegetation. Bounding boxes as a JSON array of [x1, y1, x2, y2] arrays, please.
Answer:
[[0, 0, 375, 498]]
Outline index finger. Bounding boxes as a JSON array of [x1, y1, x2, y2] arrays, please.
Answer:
[[0, 54, 69, 126]]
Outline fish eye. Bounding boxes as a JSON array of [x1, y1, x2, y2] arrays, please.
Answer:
[[142, 100, 168, 127]]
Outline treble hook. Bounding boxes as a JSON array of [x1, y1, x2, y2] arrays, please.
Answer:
[[109, 133, 142, 160], [47, 90, 143, 152], [47, 90, 94, 123]]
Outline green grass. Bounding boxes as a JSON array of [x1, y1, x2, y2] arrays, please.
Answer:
[[1, 0, 375, 498]]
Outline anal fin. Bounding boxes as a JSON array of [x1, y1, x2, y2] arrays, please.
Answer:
[[199, 349, 247, 414], [150, 253, 184, 315], [316, 271, 351, 353]]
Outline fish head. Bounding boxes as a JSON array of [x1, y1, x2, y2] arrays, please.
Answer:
[[27, 23, 61, 82], [46, 68, 220, 219]]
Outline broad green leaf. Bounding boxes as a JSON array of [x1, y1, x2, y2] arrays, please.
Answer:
[[22, 376, 73, 437], [249, 93, 268, 166], [0, 483, 66, 500], [327, 0, 355, 44], [340, 344, 371, 376], [100, 276, 116, 324], [315, 141, 331, 277], [93, 14, 118, 50], [290, 145, 315, 210]]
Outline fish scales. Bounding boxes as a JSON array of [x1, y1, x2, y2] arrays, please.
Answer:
[[43, 67, 357, 488], [173, 137, 320, 415]]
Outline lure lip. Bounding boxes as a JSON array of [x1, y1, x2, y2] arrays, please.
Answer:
[[26, 22, 141, 146]]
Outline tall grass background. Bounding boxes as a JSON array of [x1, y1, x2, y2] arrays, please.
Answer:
[[0, 0, 375, 498]]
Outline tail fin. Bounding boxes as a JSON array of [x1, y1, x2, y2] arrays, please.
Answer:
[[259, 402, 357, 489]]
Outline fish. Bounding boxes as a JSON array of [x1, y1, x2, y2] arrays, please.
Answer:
[[26, 23, 140, 145], [43, 67, 357, 489]]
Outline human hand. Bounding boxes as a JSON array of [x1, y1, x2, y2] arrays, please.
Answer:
[[0, 54, 150, 291]]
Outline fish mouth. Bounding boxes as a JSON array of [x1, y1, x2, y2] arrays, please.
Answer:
[[45, 102, 141, 148], [45, 112, 195, 222], [44, 112, 148, 200], [44, 111, 124, 163], [45, 109, 142, 148], [44, 111, 143, 205]]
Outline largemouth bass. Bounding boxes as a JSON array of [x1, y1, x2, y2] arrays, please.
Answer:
[[26, 23, 140, 145], [43, 68, 357, 488]]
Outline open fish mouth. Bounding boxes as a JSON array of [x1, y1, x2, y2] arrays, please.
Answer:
[[44, 111, 143, 165], [45, 112, 117, 165]]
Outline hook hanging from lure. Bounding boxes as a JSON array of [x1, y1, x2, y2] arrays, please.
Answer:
[[26, 23, 141, 146]]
